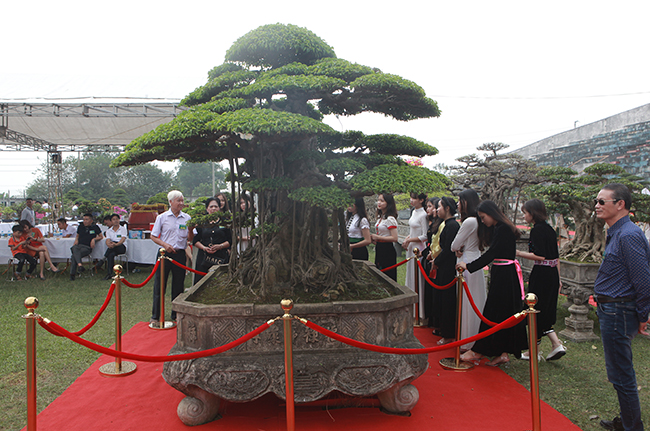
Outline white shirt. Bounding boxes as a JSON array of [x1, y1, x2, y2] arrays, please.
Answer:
[[151, 209, 191, 251], [375, 216, 398, 237], [60, 224, 78, 237], [347, 214, 370, 239], [105, 225, 128, 250]]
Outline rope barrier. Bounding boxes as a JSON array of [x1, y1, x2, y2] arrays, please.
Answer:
[[121, 260, 160, 288], [416, 259, 457, 290], [167, 257, 207, 276], [298, 312, 526, 355], [38, 318, 274, 362], [44, 283, 116, 337], [462, 281, 498, 327], [379, 257, 410, 273]]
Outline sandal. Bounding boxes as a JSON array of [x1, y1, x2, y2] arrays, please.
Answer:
[[40, 275, 46, 281], [50, 266, 60, 273], [437, 338, 453, 345], [486, 354, 510, 367], [460, 350, 484, 362]]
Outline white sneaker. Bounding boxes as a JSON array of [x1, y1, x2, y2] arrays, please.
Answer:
[[546, 344, 567, 361], [520, 351, 543, 361]]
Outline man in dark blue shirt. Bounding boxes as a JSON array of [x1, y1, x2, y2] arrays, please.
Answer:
[[594, 183, 650, 431], [69, 213, 103, 281]]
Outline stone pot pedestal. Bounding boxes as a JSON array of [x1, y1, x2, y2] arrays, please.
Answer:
[[557, 260, 600, 342], [163, 261, 428, 426]]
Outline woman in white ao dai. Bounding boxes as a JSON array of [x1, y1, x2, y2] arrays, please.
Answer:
[[450, 190, 486, 350], [402, 193, 429, 319]]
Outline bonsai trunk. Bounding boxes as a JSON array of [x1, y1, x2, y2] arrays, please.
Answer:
[[560, 202, 605, 263]]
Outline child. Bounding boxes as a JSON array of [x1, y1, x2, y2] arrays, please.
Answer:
[[8, 225, 36, 280]]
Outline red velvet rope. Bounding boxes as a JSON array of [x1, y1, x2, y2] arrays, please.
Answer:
[[463, 281, 498, 327], [167, 258, 207, 276], [38, 319, 272, 362], [416, 259, 457, 290], [379, 258, 409, 273], [300, 313, 526, 355], [121, 260, 160, 288], [47, 282, 116, 337]]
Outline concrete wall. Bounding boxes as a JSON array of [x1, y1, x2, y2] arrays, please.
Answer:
[[513, 103, 650, 180], [514, 103, 650, 159]]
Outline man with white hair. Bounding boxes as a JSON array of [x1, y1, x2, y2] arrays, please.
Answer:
[[149, 190, 192, 326]]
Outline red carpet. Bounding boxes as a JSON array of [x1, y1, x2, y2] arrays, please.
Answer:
[[25, 323, 580, 431]]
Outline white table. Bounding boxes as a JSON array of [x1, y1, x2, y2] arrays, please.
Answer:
[[0, 237, 160, 265]]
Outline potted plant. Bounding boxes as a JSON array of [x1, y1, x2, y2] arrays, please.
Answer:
[[526, 163, 650, 341], [113, 23, 450, 425]]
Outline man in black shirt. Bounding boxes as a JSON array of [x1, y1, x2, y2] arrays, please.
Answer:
[[70, 213, 103, 281]]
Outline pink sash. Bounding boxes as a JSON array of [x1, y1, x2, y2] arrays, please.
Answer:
[[492, 259, 525, 300]]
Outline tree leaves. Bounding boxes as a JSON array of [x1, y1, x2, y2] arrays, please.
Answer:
[[349, 165, 451, 195]]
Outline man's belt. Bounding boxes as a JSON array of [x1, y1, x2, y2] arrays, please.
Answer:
[[595, 295, 635, 304]]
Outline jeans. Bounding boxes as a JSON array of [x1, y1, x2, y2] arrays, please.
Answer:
[[151, 250, 186, 321], [597, 301, 644, 431]]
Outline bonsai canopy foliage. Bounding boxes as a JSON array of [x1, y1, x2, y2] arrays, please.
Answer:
[[113, 23, 447, 299], [528, 162, 650, 263]]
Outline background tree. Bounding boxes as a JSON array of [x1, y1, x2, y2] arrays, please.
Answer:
[[25, 153, 172, 207], [112, 188, 130, 208], [527, 163, 650, 262], [113, 23, 448, 299], [451, 142, 541, 222], [174, 161, 227, 197]]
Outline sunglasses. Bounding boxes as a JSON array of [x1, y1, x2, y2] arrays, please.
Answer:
[[593, 198, 620, 206]]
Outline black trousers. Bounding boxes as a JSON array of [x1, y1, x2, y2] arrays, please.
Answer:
[[104, 244, 127, 276], [151, 250, 186, 321]]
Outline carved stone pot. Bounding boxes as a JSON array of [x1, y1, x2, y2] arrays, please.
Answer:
[[518, 249, 600, 342], [163, 261, 428, 426]]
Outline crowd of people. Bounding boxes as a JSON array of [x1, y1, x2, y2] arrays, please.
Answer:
[[344, 185, 650, 431], [10, 184, 649, 430]]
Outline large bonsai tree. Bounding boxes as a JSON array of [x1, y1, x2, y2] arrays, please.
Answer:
[[113, 23, 449, 299], [528, 163, 650, 262]]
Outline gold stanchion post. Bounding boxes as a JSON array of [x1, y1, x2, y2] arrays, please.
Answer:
[[99, 265, 137, 377], [525, 293, 542, 431], [150, 249, 176, 330], [440, 271, 473, 370], [413, 247, 422, 326], [23, 296, 39, 431], [281, 299, 295, 431]]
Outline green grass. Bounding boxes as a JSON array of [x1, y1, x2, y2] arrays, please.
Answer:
[[0, 265, 191, 431], [0, 255, 648, 431]]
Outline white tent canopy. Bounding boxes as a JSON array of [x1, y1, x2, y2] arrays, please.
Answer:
[[0, 97, 184, 152]]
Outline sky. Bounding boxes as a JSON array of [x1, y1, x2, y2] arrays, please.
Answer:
[[1, 0, 649, 196]]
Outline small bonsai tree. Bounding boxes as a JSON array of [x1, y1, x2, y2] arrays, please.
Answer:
[[451, 142, 541, 222], [527, 163, 650, 262], [113, 23, 449, 299]]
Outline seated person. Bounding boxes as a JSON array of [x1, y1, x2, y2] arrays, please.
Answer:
[[70, 213, 103, 281], [9, 225, 36, 280], [57, 218, 77, 238], [20, 220, 59, 280], [100, 215, 112, 233], [99, 213, 128, 280]]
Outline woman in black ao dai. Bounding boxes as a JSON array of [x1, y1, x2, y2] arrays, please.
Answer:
[[457, 201, 527, 366], [516, 199, 566, 361]]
